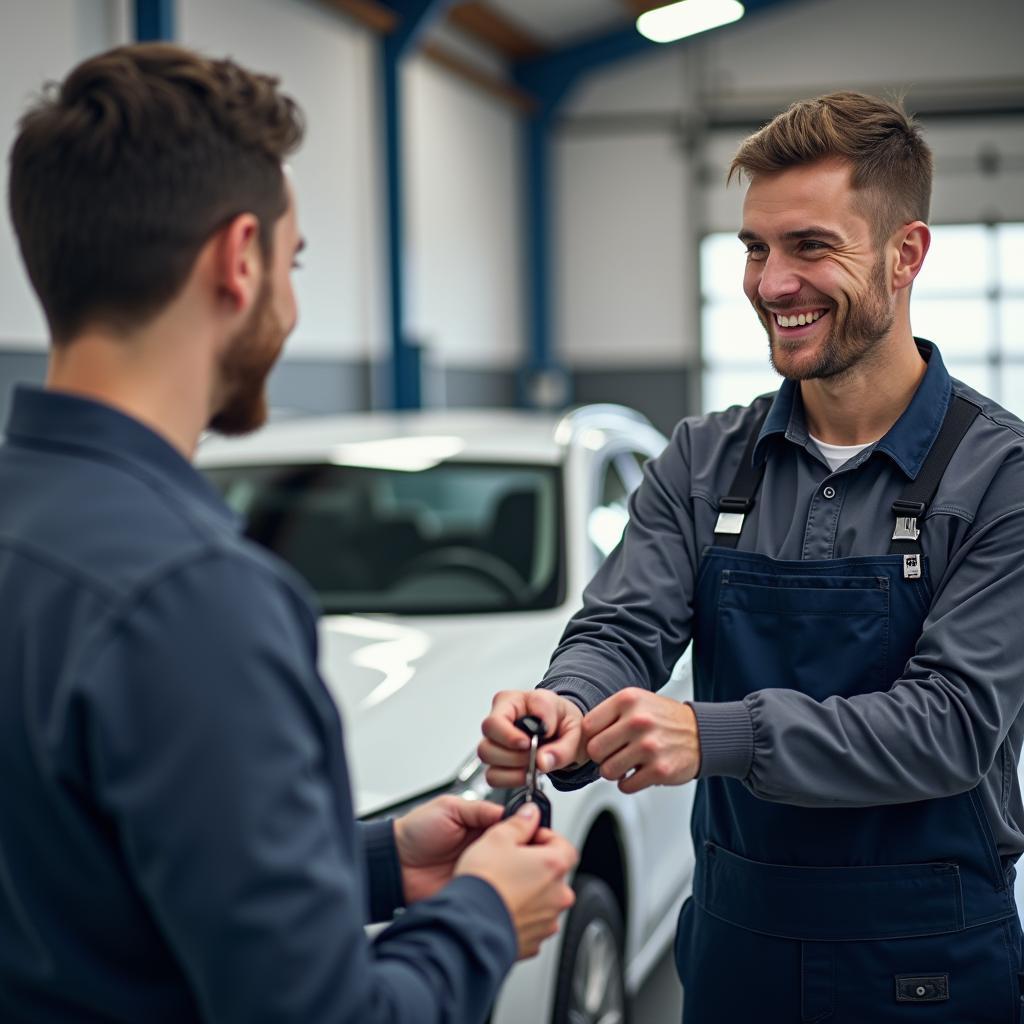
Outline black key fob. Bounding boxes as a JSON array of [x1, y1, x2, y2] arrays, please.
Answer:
[[503, 785, 552, 829]]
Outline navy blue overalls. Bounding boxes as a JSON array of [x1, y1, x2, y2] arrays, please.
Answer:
[[675, 395, 1024, 1023]]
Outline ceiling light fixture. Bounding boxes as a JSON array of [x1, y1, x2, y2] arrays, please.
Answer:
[[636, 0, 745, 43]]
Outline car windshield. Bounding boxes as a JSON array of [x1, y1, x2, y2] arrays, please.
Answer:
[[203, 461, 564, 614]]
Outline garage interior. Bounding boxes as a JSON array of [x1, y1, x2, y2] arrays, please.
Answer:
[[1, 1, 1022, 1021]]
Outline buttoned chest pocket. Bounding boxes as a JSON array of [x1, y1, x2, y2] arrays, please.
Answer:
[[712, 571, 890, 703]]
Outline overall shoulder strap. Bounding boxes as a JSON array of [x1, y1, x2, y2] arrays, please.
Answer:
[[714, 403, 772, 550], [888, 394, 981, 578]]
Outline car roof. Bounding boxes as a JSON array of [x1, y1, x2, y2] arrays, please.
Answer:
[[196, 404, 660, 467]]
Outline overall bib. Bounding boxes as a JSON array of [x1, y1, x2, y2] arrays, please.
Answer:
[[675, 396, 1023, 1023]]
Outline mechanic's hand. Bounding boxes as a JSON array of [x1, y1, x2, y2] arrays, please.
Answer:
[[479, 689, 586, 788], [394, 795, 506, 904], [581, 688, 701, 794], [456, 803, 578, 959]]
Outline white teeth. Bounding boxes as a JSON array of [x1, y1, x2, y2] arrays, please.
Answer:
[[775, 310, 824, 328]]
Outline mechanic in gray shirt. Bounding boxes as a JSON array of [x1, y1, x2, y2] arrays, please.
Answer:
[[481, 93, 1024, 1023], [0, 43, 576, 1023]]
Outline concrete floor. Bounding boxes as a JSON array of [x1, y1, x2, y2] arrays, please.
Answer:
[[631, 944, 683, 1023]]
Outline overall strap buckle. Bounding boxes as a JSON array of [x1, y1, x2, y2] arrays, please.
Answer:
[[715, 496, 753, 536], [891, 499, 925, 542], [886, 396, 980, 580]]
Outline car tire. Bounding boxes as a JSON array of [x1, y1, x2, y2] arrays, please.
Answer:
[[551, 873, 628, 1024]]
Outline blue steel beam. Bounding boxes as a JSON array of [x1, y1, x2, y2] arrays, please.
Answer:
[[382, 0, 455, 409], [512, 0, 795, 406], [134, 0, 175, 41], [513, 28, 661, 406]]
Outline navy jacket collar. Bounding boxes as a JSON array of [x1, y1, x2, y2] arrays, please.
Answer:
[[4, 385, 238, 526], [754, 339, 952, 480]]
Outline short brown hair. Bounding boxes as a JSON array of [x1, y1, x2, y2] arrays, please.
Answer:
[[729, 91, 932, 243], [8, 43, 304, 343]]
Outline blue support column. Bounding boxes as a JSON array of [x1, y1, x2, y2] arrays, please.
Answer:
[[513, 29, 661, 408], [134, 0, 175, 41], [518, 104, 571, 408], [381, 0, 453, 410]]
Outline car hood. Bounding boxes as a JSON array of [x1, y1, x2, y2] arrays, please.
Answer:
[[317, 610, 569, 816]]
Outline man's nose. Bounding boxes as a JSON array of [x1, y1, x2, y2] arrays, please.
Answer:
[[757, 253, 802, 304]]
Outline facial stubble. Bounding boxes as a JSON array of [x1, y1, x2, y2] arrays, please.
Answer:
[[208, 277, 285, 436], [762, 253, 895, 381]]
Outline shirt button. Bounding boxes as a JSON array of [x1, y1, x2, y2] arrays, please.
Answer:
[[916, 986, 927, 997], [823, 486, 836, 499]]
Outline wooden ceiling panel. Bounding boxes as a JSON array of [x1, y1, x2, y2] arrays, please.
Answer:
[[447, 2, 548, 60], [624, 0, 673, 15], [319, 0, 399, 34]]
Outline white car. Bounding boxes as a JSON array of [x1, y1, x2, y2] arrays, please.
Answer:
[[198, 404, 695, 1024]]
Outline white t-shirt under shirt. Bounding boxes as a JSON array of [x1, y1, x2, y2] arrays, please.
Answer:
[[809, 434, 875, 473]]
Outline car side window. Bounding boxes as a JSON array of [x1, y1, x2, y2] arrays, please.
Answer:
[[589, 451, 648, 567]]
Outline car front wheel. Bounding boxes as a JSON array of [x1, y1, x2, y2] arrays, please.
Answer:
[[551, 874, 627, 1024]]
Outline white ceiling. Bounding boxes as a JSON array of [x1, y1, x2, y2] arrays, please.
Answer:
[[484, 0, 631, 47]]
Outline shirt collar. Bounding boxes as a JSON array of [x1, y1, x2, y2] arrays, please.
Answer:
[[752, 339, 952, 480], [4, 385, 240, 527]]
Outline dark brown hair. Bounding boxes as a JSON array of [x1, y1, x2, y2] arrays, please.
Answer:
[[8, 43, 304, 343], [729, 91, 932, 243]]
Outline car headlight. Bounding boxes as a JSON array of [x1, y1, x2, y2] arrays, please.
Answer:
[[360, 752, 506, 822], [450, 753, 498, 802]]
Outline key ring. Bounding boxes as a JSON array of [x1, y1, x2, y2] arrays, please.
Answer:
[[526, 733, 539, 801]]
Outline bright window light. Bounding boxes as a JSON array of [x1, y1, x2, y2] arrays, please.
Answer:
[[636, 0, 745, 43]]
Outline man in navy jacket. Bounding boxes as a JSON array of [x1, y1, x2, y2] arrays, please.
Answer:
[[0, 42, 576, 1023]]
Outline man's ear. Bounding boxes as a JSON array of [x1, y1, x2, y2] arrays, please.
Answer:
[[213, 213, 263, 314], [892, 221, 930, 292]]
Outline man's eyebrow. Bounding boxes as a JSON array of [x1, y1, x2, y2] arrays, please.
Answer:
[[783, 226, 844, 243], [737, 226, 845, 245]]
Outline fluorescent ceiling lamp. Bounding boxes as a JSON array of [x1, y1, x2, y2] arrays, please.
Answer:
[[636, 0, 744, 43]]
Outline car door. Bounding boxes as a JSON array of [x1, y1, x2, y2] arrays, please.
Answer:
[[589, 443, 696, 946]]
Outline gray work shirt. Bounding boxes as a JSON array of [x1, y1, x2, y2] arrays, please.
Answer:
[[541, 340, 1024, 863]]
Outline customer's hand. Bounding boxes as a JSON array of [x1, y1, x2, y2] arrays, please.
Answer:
[[456, 803, 578, 959], [478, 689, 587, 788], [394, 795, 505, 904], [582, 688, 701, 793]]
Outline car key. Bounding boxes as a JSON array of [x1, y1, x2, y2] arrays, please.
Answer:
[[502, 715, 552, 829]]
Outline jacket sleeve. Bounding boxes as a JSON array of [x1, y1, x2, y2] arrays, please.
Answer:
[[359, 820, 406, 924], [65, 550, 516, 1024], [537, 423, 705, 790]]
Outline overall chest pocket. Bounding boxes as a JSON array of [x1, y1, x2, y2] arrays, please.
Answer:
[[713, 571, 890, 702]]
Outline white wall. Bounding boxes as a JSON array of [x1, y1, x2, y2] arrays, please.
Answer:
[[1, 0, 526, 382], [404, 54, 525, 371], [555, 0, 1024, 371], [0, 0, 129, 349], [555, 129, 693, 368], [178, 0, 388, 364]]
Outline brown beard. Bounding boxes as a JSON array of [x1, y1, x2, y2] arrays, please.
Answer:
[[208, 278, 285, 436], [762, 253, 895, 381]]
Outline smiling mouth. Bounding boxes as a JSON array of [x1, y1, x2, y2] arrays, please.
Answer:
[[772, 308, 828, 329]]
